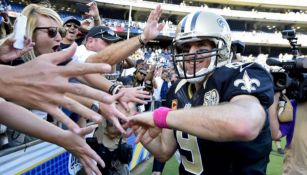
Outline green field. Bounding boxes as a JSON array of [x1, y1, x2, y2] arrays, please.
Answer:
[[135, 140, 285, 175]]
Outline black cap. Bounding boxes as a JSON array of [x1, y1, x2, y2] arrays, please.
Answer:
[[86, 26, 122, 43], [63, 16, 81, 26], [136, 59, 144, 65]]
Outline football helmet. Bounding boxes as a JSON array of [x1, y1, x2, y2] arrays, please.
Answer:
[[172, 11, 232, 83]]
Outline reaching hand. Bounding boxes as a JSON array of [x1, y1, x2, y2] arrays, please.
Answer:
[[85, 2, 99, 19], [0, 36, 34, 62], [141, 5, 165, 43], [61, 125, 105, 175], [118, 86, 151, 111], [99, 99, 128, 134], [0, 43, 113, 133], [127, 112, 161, 144], [0, 100, 104, 175]]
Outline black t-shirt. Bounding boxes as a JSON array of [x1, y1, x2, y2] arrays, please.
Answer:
[[60, 43, 71, 50], [166, 62, 274, 175]]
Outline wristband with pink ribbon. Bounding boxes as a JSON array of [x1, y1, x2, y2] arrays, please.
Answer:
[[153, 107, 171, 128]]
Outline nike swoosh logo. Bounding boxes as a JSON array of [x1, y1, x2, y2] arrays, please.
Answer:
[[240, 63, 254, 72]]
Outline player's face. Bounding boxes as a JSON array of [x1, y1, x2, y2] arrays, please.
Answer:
[[181, 40, 214, 75]]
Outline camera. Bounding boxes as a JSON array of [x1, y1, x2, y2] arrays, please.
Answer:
[[144, 80, 153, 92], [282, 30, 296, 39], [86, 137, 133, 166], [117, 142, 133, 164], [281, 29, 301, 58], [266, 30, 307, 102]]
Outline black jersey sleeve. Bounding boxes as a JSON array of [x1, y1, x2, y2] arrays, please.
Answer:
[[222, 62, 274, 108]]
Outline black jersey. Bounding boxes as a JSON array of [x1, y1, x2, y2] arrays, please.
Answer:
[[166, 62, 274, 175]]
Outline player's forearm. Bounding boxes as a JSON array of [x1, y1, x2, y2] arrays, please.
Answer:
[[87, 36, 142, 65], [167, 96, 266, 141]]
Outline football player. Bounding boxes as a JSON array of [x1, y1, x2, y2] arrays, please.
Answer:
[[129, 11, 274, 175]]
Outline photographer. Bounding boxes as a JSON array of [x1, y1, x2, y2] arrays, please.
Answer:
[[87, 103, 135, 175], [269, 91, 307, 175], [267, 29, 307, 175]]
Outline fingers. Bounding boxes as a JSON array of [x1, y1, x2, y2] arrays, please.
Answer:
[[111, 118, 126, 134], [126, 123, 139, 137], [79, 158, 101, 175], [157, 23, 165, 31], [63, 83, 110, 105], [86, 148, 105, 169], [5, 37, 15, 45], [62, 62, 112, 77], [78, 124, 98, 136], [155, 6, 162, 21], [113, 107, 129, 122], [143, 134, 154, 145], [135, 127, 147, 144], [147, 10, 155, 23], [102, 91, 124, 104], [46, 43, 77, 64], [135, 89, 151, 98], [148, 4, 162, 22], [21, 37, 35, 54], [79, 159, 92, 175], [46, 107, 81, 133], [119, 101, 129, 112], [61, 96, 102, 123], [126, 129, 134, 138], [131, 97, 148, 105], [113, 91, 125, 101], [82, 157, 102, 175], [82, 144, 106, 171]]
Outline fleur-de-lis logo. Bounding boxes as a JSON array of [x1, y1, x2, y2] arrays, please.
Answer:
[[234, 71, 260, 93]]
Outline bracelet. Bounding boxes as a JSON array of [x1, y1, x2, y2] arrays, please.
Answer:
[[108, 84, 123, 95], [153, 107, 171, 129], [112, 85, 123, 95], [138, 35, 146, 46], [108, 84, 117, 95]]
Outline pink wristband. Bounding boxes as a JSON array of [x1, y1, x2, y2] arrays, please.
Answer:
[[153, 107, 171, 128]]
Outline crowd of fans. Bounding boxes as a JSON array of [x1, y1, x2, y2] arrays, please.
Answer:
[[0, 1, 176, 174], [0, 1, 306, 175]]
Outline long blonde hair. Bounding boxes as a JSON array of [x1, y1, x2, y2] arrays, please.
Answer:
[[20, 4, 62, 62]]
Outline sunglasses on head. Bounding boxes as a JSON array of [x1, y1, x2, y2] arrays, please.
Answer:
[[65, 23, 80, 29], [34, 27, 66, 38]]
